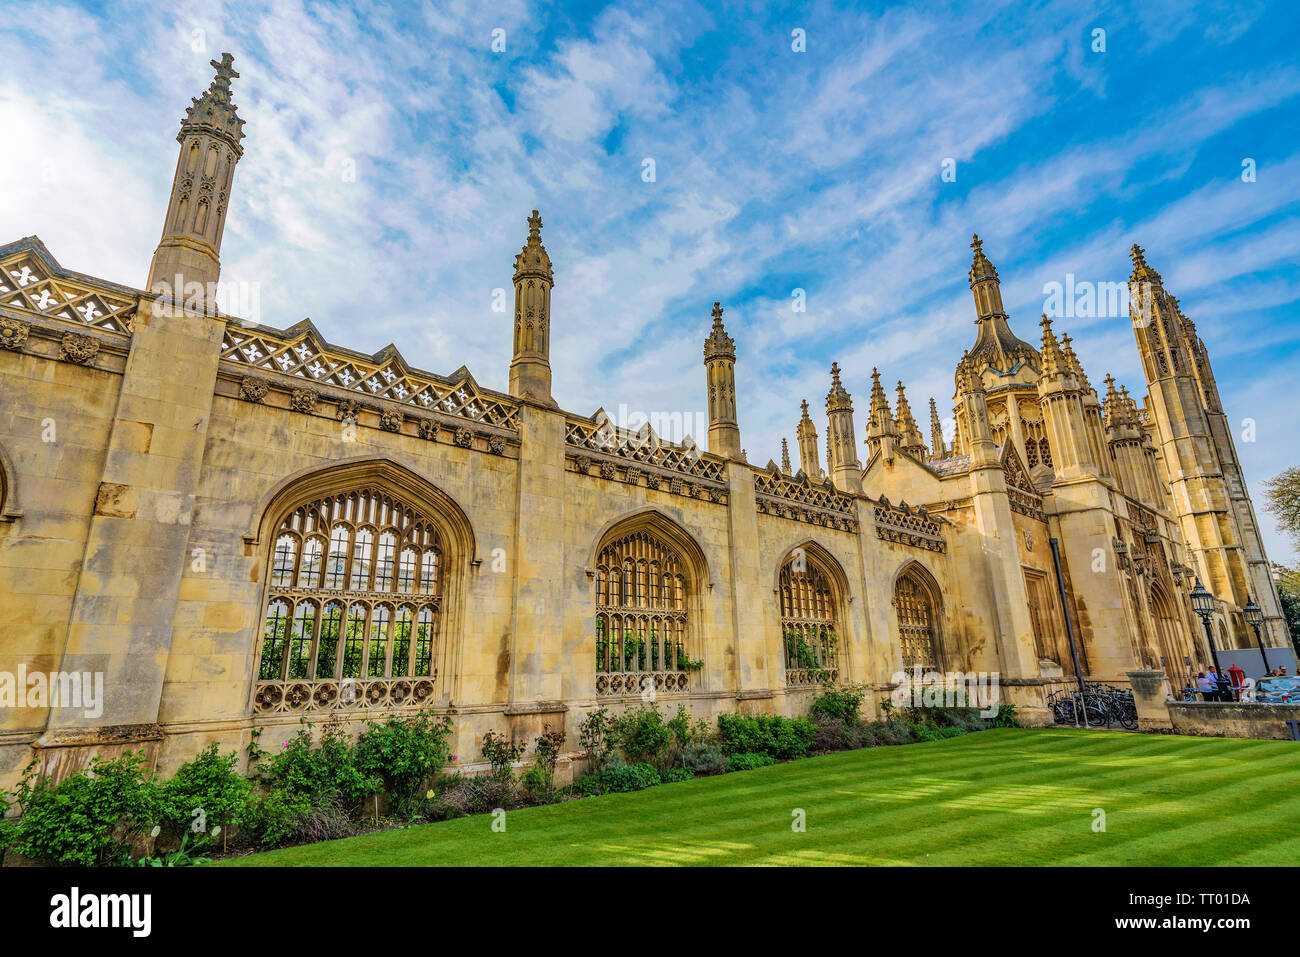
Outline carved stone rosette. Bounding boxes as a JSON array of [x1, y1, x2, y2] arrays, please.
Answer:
[[239, 376, 270, 403], [0, 317, 30, 351], [289, 388, 318, 414], [453, 427, 473, 448], [58, 332, 100, 365]]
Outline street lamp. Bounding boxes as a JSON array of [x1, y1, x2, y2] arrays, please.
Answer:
[[1189, 578, 1222, 676], [1243, 597, 1270, 675]]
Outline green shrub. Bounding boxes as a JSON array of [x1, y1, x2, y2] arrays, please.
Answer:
[[587, 761, 661, 794], [809, 684, 866, 724], [354, 713, 454, 817], [809, 713, 871, 753], [159, 744, 251, 847], [612, 704, 672, 765], [522, 726, 567, 802], [240, 788, 313, 847], [869, 720, 917, 746], [252, 720, 380, 813], [481, 730, 527, 781], [660, 767, 694, 784], [716, 712, 816, 759], [4, 752, 162, 866], [992, 704, 1019, 728], [727, 752, 776, 772], [681, 743, 729, 776], [578, 707, 617, 772]]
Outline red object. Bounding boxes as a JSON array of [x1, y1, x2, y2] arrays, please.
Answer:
[[1228, 664, 1246, 699]]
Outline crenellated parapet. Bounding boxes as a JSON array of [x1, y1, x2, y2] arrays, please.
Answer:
[[871, 496, 946, 552], [754, 465, 858, 531]]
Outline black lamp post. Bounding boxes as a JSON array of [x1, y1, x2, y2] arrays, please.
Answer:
[[1189, 578, 1222, 677], [1243, 597, 1270, 675]]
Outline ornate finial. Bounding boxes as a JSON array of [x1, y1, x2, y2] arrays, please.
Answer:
[[514, 208, 553, 281], [209, 53, 239, 100], [1129, 242, 1161, 284], [781, 438, 791, 473], [800, 398, 810, 418], [827, 362, 852, 409], [704, 301, 735, 360], [181, 51, 245, 150], [969, 232, 998, 282]]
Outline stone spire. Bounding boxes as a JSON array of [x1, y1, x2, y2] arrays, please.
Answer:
[[703, 302, 742, 459], [963, 234, 1040, 377], [956, 350, 997, 465], [147, 53, 247, 304], [1038, 315, 1068, 379], [508, 209, 557, 405], [929, 397, 946, 459], [796, 399, 823, 480], [780, 438, 791, 474], [895, 381, 927, 459], [825, 363, 861, 492], [865, 369, 898, 463]]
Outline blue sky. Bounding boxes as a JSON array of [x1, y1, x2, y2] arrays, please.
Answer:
[[2, 0, 1298, 562]]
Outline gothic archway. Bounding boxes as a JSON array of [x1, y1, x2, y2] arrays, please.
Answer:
[[589, 509, 708, 698], [894, 562, 943, 671], [776, 541, 848, 686], [249, 459, 474, 715]]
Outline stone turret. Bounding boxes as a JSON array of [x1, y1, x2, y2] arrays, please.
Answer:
[[796, 399, 823, 480], [825, 362, 861, 492], [509, 209, 556, 405], [147, 53, 246, 305], [703, 302, 742, 459]]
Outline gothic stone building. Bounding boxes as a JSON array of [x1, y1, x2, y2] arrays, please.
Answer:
[[0, 58, 1286, 786]]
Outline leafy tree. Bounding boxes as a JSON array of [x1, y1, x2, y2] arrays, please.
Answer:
[[1264, 466, 1300, 549]]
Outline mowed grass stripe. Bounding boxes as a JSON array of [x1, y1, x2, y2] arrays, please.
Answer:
[[219, 729, 1300, 867]]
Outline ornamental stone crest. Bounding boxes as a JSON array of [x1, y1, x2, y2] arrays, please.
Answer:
[[289, 388, 318, 414], [379, 409, 403, 433], [488, 436, 506, 455], [336, 398, 362, 421], [239, 376, 269, 403], [59, 332, 99, 365], [645, 472, 661, 490], [599, 462, 617, 480], [571, 454, 590, 473], [417, 419, 438, 441], [0, 317, 30, 351], [453, 427, 473, 448]]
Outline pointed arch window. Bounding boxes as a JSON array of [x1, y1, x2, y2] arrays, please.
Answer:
[[779, 551, 841, 686], [593, 529, 694, 697], [896, 567, 940, 671], [254, 487, 445, 714]]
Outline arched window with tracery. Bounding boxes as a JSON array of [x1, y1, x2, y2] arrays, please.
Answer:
[[593, 529, 694, 697], [895, 566, 941, 671], [254, 487, 444, 714], [779, 551, 841, 686]]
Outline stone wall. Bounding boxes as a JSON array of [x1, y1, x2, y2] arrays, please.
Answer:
[[1167, 701, 1300, 741]]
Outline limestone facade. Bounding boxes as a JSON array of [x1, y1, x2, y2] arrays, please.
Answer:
[[0, 58, 1286, 785]]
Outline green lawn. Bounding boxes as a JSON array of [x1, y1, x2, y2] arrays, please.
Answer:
[[219, 728, 1300, 866]]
